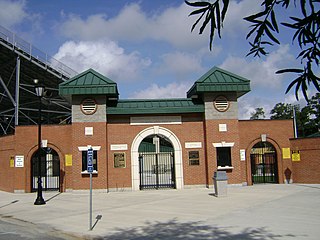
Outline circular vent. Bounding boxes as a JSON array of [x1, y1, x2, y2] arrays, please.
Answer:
[[81, 98, 97, 115], [214, 96, 229, 112]]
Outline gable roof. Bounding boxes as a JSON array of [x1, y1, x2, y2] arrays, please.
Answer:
[[187, 66, 250, 98], [107, 98, 204, 115], [59, 68, 119, 97]]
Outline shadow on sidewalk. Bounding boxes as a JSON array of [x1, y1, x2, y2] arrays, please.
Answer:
[[45, 192, 62, 203], [0, 200, 19, 209], [94, 219, 303, 240], [91, 215, 102, 231]]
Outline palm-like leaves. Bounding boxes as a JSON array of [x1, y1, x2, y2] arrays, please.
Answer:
[[186, 0, 320, 101], [185, 0, 229, 50]]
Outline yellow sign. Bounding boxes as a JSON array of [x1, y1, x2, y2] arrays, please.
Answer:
[[282, 148, 291, 159], [292, 150, 301, 162], [10, 156, 14, 167], [65, 154, 72, 166]]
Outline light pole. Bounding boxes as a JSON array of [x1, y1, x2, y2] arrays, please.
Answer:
[[34, 79, 46, 205], [292, 104, 300, 138]]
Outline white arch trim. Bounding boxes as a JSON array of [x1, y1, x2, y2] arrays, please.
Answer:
[[131, 126, 184, 190]]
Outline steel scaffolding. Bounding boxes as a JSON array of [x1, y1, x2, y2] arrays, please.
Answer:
[[0, 25, 77, 136]]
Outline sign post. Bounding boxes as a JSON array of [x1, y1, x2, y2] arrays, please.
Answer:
[[87, 146, 93, 231]]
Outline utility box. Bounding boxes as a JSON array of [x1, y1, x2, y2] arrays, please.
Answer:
[[213, 171, 228, 197]]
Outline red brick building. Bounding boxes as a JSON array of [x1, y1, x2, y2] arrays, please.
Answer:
[[0, 67, 318, 193]]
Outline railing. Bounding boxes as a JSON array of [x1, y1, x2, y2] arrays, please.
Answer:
[[0, 25, 78, 80]]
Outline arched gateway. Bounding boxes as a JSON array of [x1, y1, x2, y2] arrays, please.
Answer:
[[138, 134, 175, 190], [131, 126, 183, 190], [31, 147, 60, 191], [250, 141, 278, 184]]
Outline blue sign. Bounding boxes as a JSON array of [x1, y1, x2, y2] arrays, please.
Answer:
[[87, 148, 93, 173]]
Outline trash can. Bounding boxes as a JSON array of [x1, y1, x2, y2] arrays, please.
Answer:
[[213, 171, 228, 197]]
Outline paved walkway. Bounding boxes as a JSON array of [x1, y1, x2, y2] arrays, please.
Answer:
[[0, 184, 319, 239]]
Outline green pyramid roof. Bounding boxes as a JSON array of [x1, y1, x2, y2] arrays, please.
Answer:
[[187, 66, 250, 98], [59, 68, 118, 97]]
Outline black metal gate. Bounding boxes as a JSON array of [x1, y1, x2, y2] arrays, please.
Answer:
[[139, 152, 175, 190], [32, 151, 60, 191], [250, 152, 277, 184]]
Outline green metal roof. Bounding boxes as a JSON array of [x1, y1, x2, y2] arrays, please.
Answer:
[[107, 98, 204, 115], [59, 68, 119, 97], [187, 66, 250, 98]]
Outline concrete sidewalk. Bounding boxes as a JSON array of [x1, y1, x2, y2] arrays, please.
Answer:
[[0, 184, 319, 239]]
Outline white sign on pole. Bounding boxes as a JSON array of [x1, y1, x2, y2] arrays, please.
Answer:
[[87, 145, 93, 231], [87, 147, 93, 173]]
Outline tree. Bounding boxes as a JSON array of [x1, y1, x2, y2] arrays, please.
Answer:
[[185, 0, 319, 101], [269, 93, 319, 136], [250, 107, 265, 120], [270, 103, 293, 120], [303, 92, 320, 134]]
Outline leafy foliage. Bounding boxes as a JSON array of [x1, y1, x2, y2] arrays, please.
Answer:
[[185, 0, 229, 50], [270, 102, 294, 120], [250, 107, 265, 120], [185, 0, 320, 101], [269, 93, 320, 136]]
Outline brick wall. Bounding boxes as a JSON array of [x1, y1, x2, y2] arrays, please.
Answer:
[[1, 116, 304, 193], [70, 122, 107, 190], [0, 125, 72, 192], [0, 135, 15, 192], [107, 114, 207, 188], [239, 119, 294, 185], [290, 137, 320, 183], [204, 119, 242, 185]]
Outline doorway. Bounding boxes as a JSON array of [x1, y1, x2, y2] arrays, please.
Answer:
[[250, 141, 278, 184], [139, 134, 175, 190], [31, 147, 60, 191]]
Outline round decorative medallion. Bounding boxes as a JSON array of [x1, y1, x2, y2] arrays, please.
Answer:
[[81, 98, 97, 115], [214, 96, 229, 112]]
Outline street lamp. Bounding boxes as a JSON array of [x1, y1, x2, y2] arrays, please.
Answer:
[[34, 79, 46, 205]]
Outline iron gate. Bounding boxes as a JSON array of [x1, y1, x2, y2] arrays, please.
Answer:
[[139, 152, 175, 190], [32, 153, 60, 191], [250, 152, 277, 184]]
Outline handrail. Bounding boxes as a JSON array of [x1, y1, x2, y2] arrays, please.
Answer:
[[0, 25, 78, 80]]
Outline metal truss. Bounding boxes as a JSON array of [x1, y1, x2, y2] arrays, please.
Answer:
[[0, 25, 77, 136]]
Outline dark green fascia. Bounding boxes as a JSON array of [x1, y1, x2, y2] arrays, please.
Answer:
[[59, 85, 118, 96], [107, 98, 204, 115], [187, 83, 250, 98]]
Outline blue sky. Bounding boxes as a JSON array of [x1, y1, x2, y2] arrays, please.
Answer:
[[1, 0, 315, 119]]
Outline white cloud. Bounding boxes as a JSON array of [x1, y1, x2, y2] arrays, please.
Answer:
[[53, 39, 151, 81], [284, 91, 309, 107], [238, 95, 276, 120], [223, 0, 262, 38], [157, 51, 203, 79], [0, 0, 27, 28], [130, 82, 191, 99], [58, 2, 208, 49], [56, 0, 264, 49], [219, 44, 295, 89]]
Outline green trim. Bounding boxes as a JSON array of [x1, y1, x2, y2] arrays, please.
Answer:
[[107, 99, 204, 115], [59, 68, 119, 97], [307, 131, 320, 138], [187, 66, 250, 98]]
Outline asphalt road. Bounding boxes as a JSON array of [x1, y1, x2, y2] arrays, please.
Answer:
[[0, 217, 83, 240]]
